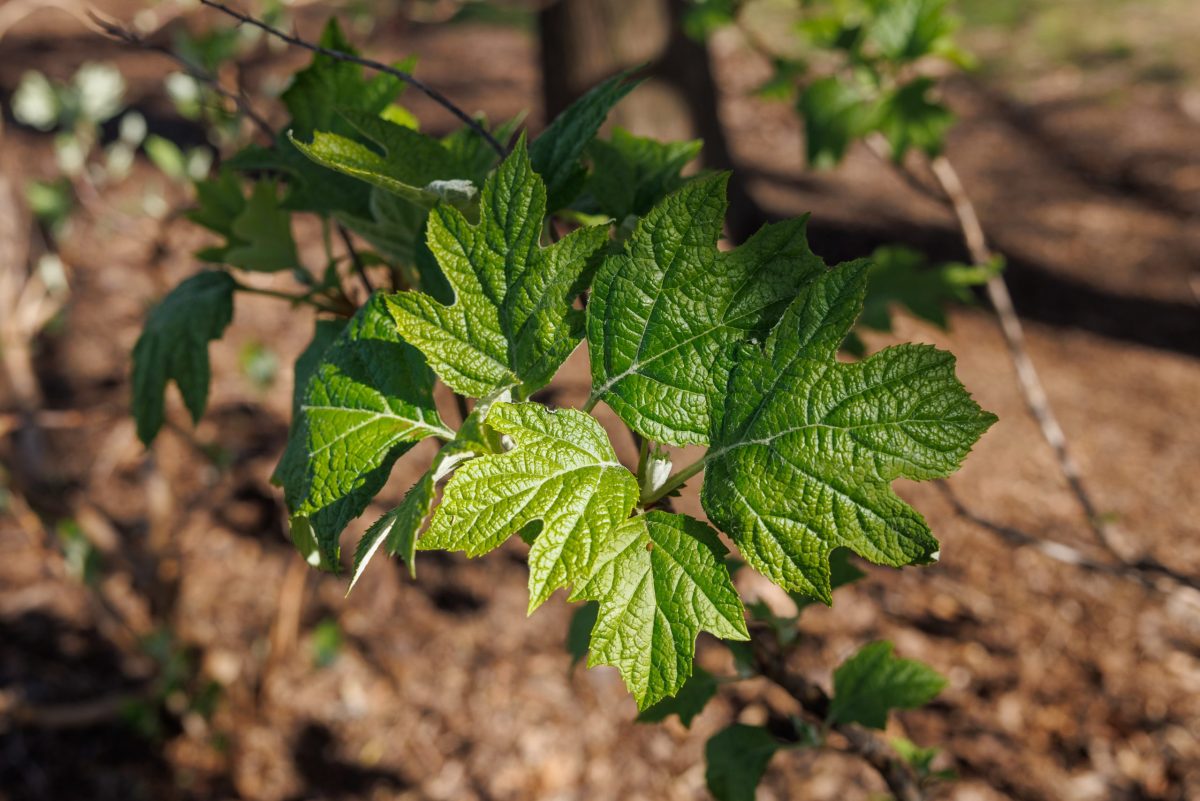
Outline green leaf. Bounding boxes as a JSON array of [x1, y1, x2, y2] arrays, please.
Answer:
[[586, 173, 825, 444], [386, 140, 609, 398], [799, 76, 873, 168], [636, 665, 718, 727], [875, 78, 954, 160], [279, 294, 451, 568], [572, 511, 748, 708], [566, 601, 599, 667], [859, 245, 992, 334], [866, 0, 958, 63], [273, 319, 347, 486], [530, 70, 640, 211], [584, 128, 701, 221], [829, 641, 947, 728], [419, 401, 638, 610], [290, 110, 477, 209], [705, 724, 781, 801], [348, 387, 509, 589], [281, 19, 404, 139], [132, 271, 236, 445], [224, 182, 298, 272], [190, 176, 299, 272], [702, 262, 997, 601], [788, 547, 866, 612], [337, 188, 425, 271]]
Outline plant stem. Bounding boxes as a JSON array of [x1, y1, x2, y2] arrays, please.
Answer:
[[581, 392, 600, 414], [232, 281, 343, 314], [197, 0, 506, 157], [337, 223, 373, 296]]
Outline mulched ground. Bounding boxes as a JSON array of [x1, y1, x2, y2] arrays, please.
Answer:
[[2, 4, 1198, 800]]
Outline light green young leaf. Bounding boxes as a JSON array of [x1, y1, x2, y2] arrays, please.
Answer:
[[290, 110, 476, 209], [572, 511, 748, 709], [348, 387, 509, 589], [530, 70, 640, 211], [420, 401, 638, 610], [386, 141, 609, 398], [829, 640, 947, 728], [585, 128, 701, 220], [586, 173, 825, 444], [132, 271, 236, 445], [705, 724, 782, 801], [273, 318, 347, 486], [279, 294, 451, 568], [866, 0, 958, 63], [702, 262, 997, 602], [636, 665, 719, 727]]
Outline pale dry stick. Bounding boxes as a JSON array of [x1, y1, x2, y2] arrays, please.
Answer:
[[197, 0, 506, 157], [862, 133, 1117, 559]]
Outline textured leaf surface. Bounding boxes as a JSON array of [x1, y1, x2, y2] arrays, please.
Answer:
[[587, 173, 824, 444], [386, 142, 608, 397], [349, 388, 508, 589], [273, 318, 347, 487], [420, 402, 638, 610], [585, 128, 701, 220], [702, 262, 996, 601], [280, 295, 451, 567], [572, 512, 748, 708], [132, 271, 235, 445], [830, 641, 946, 728], [529, 70, 639, 211], [636, 666, 718, 727], [291, 110, 477, 208], [705, 724, 781, 801]]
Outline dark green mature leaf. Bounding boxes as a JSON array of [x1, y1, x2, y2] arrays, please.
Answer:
[[280, 294, 452, 568], [338, 188, 426, 268], [705, 724, 782, 801], [386, 141, 609, 398], [830, 640, 946, 728], [132, 271, 236, 445], [585, 128, 701, 221], [587, 173, 824, 444], [190, 174, 298, 272], [281, 19, 404, 139], [572, 511, 748, 708], [789, 547, 866, 612], [420, 401, 639, 610], [702, 262, 997, 601], [566, 601, 599, 667], [799, 76, 873, 167], [876, 78, 954, 160], [636, 666, 719, 727], [530, 70, 640, 211], [859, 245, 994, 334]]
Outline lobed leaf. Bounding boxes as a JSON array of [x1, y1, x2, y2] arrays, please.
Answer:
[[702, 261, 997, 601], [705, 724, 782, 801], [386, 140, 608, 398], [279, 294, 451, 568], [131, 271, 236, 445], [586, 173, 825, 444], [829, 640, 947, 728], [584, 128, 701, 221], [572, 511, 748, 709]]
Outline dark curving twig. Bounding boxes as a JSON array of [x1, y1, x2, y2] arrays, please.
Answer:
[[336, 223, 373, 296], [197, 0, 505, 156]]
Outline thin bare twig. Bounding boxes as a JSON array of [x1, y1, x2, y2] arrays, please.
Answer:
[[936, 483, 1200, 594], [89, 12, 275, 141], [197, 0, 506, 156], [336, 223, 373, 296], [750, 626, 926, 801], [924, 154, 1118, 558]]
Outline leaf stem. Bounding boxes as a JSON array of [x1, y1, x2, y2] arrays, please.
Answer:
[[231, 281, 345, 314], [581, 392, 601, 414]]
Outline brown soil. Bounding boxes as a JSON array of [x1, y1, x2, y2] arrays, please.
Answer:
[[2, 6, 1198, 801]]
